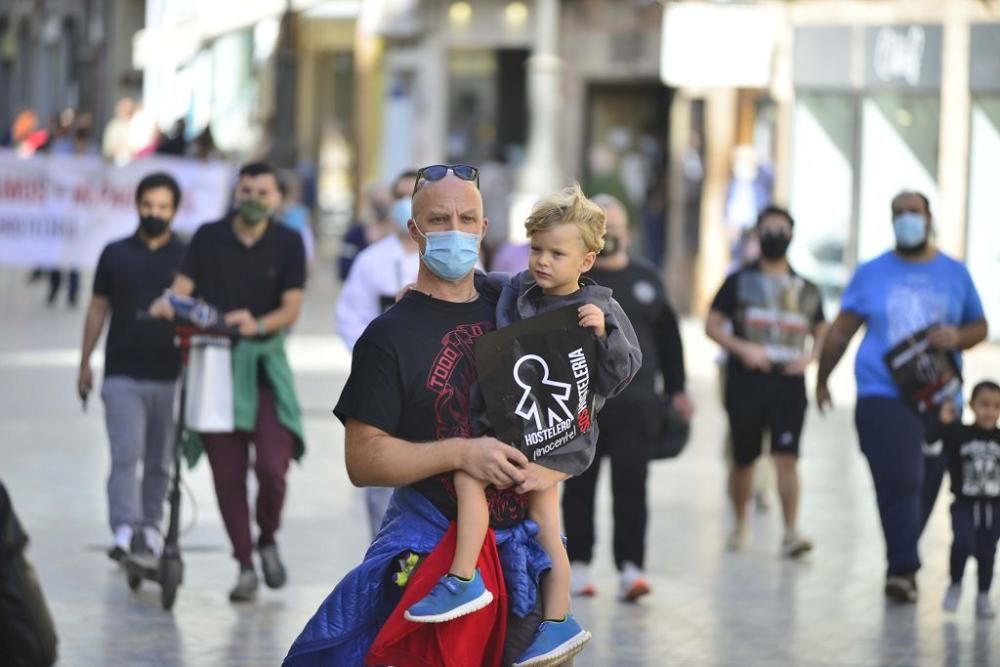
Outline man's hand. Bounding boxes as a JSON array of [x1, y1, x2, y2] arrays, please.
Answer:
[[77, 364, 93, 402], [738, 342, 772, 372], [782, 353, 813, 377], [513, 462, 569, 495], [578, 304, 606, 338], [224, 309, 257, 337], [460, 437, 529, 489], [816, 382, 833, 414], [928, 325, 960, 350], [672, 392, 695, 422], [149, 291, 175, 320]]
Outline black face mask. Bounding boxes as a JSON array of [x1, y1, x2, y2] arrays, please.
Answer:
[[139, 215, 169, 238], [602, 236, 622, 256], [759, 233, 790, 260]]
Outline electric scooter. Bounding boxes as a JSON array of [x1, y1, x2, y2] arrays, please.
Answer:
[[125, 295, 235, 610]]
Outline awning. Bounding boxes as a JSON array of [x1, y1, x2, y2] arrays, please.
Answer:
[[660, 2, 781, 89], [133, 0, 360, 68]]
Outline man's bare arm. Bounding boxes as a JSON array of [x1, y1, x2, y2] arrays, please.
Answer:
[[815, 311, 863, 412], [77, 295, 110, 399], [344, 419, 529, 489]]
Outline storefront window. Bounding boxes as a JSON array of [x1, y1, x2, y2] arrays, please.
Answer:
[[788, 94, 857, 293], [446, 49, 497, 165], [857, 93, 939, 261]]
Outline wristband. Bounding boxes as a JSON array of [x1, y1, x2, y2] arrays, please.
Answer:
[[256, 319, 266, 336]]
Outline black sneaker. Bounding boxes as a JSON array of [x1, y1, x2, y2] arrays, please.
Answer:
[[107, 546, 128, 563], [885, 572, 918, 603], [259, 541, 287, 589]]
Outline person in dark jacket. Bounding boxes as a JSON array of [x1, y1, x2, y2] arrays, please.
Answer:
[[563, 193, 693, 602], [0, 481, 58, 667], [930, 381, 1000, 618]]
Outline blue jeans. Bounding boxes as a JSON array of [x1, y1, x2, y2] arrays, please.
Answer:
[[855, 396, 926, 576]]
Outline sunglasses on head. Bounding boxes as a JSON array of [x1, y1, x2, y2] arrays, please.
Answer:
[[413, 164, 480, 196]]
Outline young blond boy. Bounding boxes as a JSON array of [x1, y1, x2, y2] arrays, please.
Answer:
[[405, 184, 642, 667]]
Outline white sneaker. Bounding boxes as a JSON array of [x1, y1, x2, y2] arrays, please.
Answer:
[[107, 524, 133, 562], [618, 561, 651, 602], [570, 561, 596, 597], [942, 583, 961, 612], [143, 526, 164, 557], [727, 523, 748, 552], [781, 530, 813, 558], [976, 593, 995, 619]]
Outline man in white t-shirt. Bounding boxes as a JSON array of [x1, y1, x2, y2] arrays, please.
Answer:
[[336, 171, 421, 351]]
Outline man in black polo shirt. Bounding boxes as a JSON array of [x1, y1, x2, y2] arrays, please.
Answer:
[[78, 172, 187, 562], [563, 194, 694, 602], [151, 161, 307, 602]]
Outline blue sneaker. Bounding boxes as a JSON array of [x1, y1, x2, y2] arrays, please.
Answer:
[[404, 571, 494, 623], [513, 614, 592, 666]]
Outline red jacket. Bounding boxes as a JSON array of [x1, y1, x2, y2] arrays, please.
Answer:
[[366, 524, 507, 667]]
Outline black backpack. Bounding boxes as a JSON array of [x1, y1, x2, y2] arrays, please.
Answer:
[[0, 481, 57, 667]]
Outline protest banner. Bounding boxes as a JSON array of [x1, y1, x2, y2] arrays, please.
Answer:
[[0, 151, 232, 269]]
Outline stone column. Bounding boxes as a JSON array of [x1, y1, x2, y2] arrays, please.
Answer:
[[693, 88, 737, 315], [509, 0, 563, 242], [937, 8, 970, 258]]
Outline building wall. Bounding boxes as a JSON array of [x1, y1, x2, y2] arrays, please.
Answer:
[[1, 0, 144, 136], [666, 0, 1000, 314]]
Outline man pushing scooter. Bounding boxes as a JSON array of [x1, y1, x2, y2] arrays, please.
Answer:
[[150, 161, 307, 602]]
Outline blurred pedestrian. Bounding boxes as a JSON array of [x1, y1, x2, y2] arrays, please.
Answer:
[[337, 182, 392, 283], [46, 108, 77, 155], [563, 193, 693, 602], [278, 174, 317, 267], [150, 162, 306, 603], [77, 172, 187, 562], [707, 205, 826, 557], [155, 119, 188, 157], [816, 190, 988, 603], [335, 170, 419, 538], [102, 98, 134, 165]]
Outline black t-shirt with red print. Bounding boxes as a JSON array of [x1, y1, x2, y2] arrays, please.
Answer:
[[334, 289, 529, 528]]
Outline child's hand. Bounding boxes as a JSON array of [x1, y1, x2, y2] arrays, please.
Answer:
[[940, 400, 957, 424], [578, 304, 606, 338]]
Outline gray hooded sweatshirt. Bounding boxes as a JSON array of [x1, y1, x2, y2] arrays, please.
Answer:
[[482, 270, 643, 475]]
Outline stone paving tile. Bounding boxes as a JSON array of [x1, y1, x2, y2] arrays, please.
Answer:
[[3, 269, 1000, 666]]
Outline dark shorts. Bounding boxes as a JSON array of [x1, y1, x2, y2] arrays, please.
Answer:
[[725, 373, 808, 467]]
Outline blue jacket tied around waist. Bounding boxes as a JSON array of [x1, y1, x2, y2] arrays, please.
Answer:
[[282, 487, 552, 666]]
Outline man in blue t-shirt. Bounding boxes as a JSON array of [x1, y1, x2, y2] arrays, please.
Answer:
[[816, 190, 988, 604]]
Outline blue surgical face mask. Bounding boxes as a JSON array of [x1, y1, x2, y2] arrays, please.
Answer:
[[412, 225, 480, 281], [893, 212, 928, 250], [389, 198, 412, 233]]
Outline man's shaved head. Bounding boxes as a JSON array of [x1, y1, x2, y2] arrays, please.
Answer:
[[411, 174, 484, 222]]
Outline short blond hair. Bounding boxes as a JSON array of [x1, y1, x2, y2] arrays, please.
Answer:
[[524, 183, 606, 253]]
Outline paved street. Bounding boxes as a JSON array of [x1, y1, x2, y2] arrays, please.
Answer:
[[2, 266, 1000, 667]]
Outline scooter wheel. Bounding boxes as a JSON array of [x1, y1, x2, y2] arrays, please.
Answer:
[[127, 571, 142, 591], [160, 557, 183, 611]]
